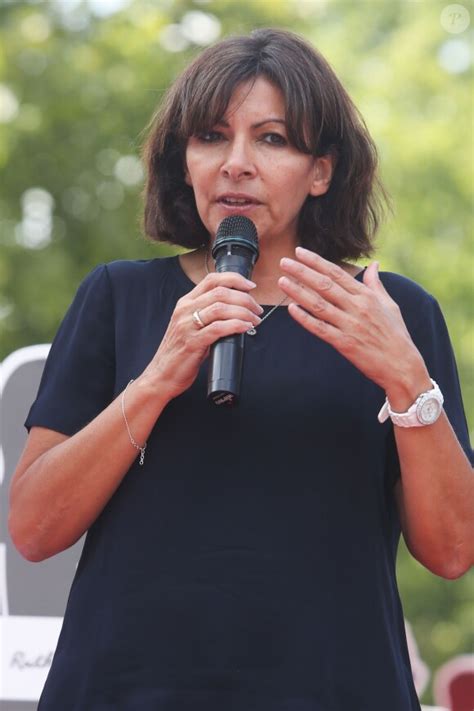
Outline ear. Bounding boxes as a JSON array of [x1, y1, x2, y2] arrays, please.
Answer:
[[309, 155, 334, 197]]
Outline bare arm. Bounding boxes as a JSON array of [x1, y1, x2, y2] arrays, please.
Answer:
[[9, 374, 171, 562], [279, 247, 474, 579], [382, 362, 473, 578], [392, 412, 473, 579], [9, 271, 262, 562]]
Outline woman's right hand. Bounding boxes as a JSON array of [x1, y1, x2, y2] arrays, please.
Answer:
[[143, 272, 263, 399], [9, 273, 262, 562]]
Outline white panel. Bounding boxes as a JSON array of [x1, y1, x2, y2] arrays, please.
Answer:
[[0, 616, 62, 701]]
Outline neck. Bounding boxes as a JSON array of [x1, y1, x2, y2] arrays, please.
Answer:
[[252, 243, 293, 280], [206, 236, 296, 304], [181, 240, 360, 304]]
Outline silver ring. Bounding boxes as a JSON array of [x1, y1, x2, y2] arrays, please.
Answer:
[[192, 310, 205, 329]]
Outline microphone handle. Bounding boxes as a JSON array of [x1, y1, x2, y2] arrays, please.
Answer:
[[207, 332, 245, 406], [214, 252, 255, 278], [207, 250, 256, 406]]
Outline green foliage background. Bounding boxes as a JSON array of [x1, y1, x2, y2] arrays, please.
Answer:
[[1, 0, 472, 703]]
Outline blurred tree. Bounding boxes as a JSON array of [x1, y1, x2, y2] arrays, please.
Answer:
[[0, 0, 472, 704]]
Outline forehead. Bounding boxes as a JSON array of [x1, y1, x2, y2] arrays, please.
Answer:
[[180, 72, 311, 152], [221, 77, 286, 123]]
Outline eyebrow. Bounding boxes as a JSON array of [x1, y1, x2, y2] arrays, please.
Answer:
[[216, 118, 286, 129]]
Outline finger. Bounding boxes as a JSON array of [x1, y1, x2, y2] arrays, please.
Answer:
[[363, 261, 389, 297], [278, 276, 347, 329], [192, 285, 264, 317], [363, 262, 401, 316], [287, 302, 354, 352], [280, 258, 349, 307], [191, 271, 257, 298], [197, 302, 262, 328], [193, 318, 256, 343], [293, 246, 365, 296]]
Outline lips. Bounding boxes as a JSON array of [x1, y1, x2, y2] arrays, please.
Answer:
[[216, 193, 261, 206]]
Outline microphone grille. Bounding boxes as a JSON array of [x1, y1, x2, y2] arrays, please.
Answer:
[[215, 216, 258, 245]]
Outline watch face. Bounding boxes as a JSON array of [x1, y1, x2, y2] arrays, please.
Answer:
[[417, 396, 442, 424]]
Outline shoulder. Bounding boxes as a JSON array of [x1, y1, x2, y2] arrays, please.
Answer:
[[80, 257, 181, 296], [377, 271, 435, 307], [104, 257, 175, 283], [70, 258, 183, 316], [97, 256, 190, 313], [377, 271, 453, 355], [378, 270, 437, 324]]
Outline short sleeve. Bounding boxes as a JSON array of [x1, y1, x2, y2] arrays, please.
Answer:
[[410, 295, 473, 464], [25, 265, 116, 436]]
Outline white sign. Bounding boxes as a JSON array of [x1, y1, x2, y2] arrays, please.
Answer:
[[0, 615, 62, 701]]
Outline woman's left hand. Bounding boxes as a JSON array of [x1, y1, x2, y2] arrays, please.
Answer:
[[279, 246, 428, 396], [279, 248, 474, 580]]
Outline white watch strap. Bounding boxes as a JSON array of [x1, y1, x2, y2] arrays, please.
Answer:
[[378, 400, 390, 423], [377, 379, 443, 427]]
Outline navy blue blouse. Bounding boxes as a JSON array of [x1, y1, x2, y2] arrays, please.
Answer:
[[26, 257, 472, 710]]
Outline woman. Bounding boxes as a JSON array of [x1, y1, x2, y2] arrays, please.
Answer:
[[9, 28, 473, 710]]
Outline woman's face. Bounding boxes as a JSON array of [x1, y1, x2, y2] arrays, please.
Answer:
[[185, 77, 332, 248]]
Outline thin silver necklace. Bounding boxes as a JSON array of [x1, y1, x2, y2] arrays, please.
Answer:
[[204, 250, 288, 336]]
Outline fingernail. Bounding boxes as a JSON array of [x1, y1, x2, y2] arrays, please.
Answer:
[[246, 279, 257, 287], [295, 246, 310, 256], [256, 304, 264, 314]]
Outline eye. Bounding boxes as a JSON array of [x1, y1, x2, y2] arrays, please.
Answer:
[[261, 132, 288, 146], [196, 130, 224, 143]]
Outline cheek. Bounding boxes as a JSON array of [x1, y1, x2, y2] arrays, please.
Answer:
[[185, 161, 212, 195], [183, 148, 205, 188], [272, 158, 314, 189], [273, 170, 312, 206], [183, 156, 198, 188]]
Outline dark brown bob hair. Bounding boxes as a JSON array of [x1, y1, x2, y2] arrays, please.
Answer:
[[142, 28, 388, 262]]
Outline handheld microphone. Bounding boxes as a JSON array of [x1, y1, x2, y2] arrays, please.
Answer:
[[207, 215, 259, 406]]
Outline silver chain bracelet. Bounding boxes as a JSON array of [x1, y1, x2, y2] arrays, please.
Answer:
[[121, 379, 147, 466]]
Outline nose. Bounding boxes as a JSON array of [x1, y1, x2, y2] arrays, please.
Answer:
[[220, 138, 257, 181]]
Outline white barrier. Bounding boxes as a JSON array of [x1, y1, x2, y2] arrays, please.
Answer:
[[0, 345, 83, 708], [0, 616, 62, 701]]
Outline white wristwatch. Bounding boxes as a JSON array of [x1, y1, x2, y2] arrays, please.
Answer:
[[377, 378, 444, 427]]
